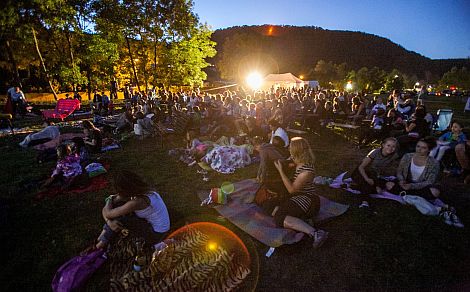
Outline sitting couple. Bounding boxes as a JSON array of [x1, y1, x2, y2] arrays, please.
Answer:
[[253, 136, 328, 249]]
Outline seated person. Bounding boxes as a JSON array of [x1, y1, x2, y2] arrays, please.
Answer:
[[115, 109, 134, 133], [71, 137, 90, 166], [388, 137, 440, 200], [455, 140, 470, 184], [396, 98, 414, 119], [268, 118, 289, 148], [135, 111, 155, 137], [82, 120, 103, 153], [95, 170, 170, 249], [351, 137, 399, 208], [253, 136, 290, 195], [348, 96, 366, 124], [396, 106, 430, 156], [369, 97, 387, 118], [430, 121, 466, 161], [270, 137, 328, 248], [41, 144, 82, 190], [19, 121, 60, 147]]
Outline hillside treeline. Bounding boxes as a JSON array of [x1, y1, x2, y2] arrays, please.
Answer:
[[212, 25, 470, 88]]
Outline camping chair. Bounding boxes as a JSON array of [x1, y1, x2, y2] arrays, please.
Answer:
[[42, 99, 81, 121], [433, 109, 453, 133]]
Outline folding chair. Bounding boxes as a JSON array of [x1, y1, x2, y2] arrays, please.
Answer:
[[42, 99, 81, 121], [433, 109, 453, 133]]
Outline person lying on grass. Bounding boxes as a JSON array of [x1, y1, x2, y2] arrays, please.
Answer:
[[18, 121, 60, 148], [269, 137, 329, 248], [41, 144, 82, 191], [351, 137, 399, 209], [95, 170, 170, 249]]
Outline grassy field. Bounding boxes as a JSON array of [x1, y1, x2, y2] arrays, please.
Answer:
[[0, 96, 470, 291]]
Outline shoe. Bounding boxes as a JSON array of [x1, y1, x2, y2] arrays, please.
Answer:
[[450, 213, 465, 228], [359, 201, 370, 209], [441, 211, 453, 226], [312, 230, 329, 249]]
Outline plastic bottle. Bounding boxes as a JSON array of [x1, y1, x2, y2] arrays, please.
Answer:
[[133, 240, 146, 272]]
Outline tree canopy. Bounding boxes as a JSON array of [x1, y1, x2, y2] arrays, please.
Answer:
[[0, 0, 216, 96]]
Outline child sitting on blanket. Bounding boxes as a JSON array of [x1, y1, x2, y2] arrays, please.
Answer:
[[41, 144, 82, 190], [95, 170, 170, 249], [430, 121, 466, 161]]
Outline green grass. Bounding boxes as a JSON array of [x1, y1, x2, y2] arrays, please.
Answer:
[[1, 97, 470, 291]]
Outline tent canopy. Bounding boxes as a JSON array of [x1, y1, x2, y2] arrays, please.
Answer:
[[264, 73, 304, 83], [261, 73, 305, 90]]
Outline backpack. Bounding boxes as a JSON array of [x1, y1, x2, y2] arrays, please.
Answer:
[[51, 249, 106, 292]]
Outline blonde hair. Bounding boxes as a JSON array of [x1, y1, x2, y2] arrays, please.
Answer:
[[289, 137, 315, 165]]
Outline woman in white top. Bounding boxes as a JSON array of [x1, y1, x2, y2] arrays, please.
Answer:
[[95, 170, 170, 249], [389, 137, 440, 200]]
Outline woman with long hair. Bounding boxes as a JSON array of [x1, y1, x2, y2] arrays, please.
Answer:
[[272, 137, 328, 248]]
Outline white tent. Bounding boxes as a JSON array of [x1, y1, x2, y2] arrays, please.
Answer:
[[262, 73, 305, 90]]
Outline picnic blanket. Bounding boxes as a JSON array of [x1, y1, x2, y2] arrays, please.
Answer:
[[330, 172, 447, 215], [35, 162, 110, 200], [198, 179, 349, 247]]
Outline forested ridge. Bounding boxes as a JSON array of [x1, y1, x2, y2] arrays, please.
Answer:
[[211, 25, 469, 80]]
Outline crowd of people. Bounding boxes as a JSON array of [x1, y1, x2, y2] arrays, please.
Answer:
[[7, 84, 470, 251]]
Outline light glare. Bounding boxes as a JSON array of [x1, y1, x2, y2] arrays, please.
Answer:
[[246, 72, 263, 90]]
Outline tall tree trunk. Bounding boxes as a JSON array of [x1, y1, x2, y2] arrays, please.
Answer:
[[87, 69, 92, 101], [65, 29, 77, 92], [125, 36, 141, 92], [5, 39, 22, 88], [32, 27, 58, 100], [154, 36, 158, 85]]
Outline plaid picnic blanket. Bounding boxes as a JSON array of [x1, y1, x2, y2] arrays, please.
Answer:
[[199, 179, 349, 247]]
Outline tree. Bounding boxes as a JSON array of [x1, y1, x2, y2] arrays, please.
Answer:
[[384, 69, 404, 91], [311, 60, 337, 89], [438, 67, 470, 89], [157, 24, 216, 87], [93, 0, 209, 89]]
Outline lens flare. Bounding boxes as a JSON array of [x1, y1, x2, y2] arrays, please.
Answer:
[[221, 181, 235, 194]]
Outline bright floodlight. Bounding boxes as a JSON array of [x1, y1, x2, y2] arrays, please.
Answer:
[[246, 72, 263, 90], [346, 82, 353, 91]]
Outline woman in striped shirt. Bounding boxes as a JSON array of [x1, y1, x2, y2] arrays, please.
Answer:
[[273, 137, 328, 248]]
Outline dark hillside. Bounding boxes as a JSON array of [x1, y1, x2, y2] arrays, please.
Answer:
[[211, 25, 469, 79]]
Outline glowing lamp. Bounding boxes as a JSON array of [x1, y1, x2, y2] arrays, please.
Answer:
[[246, 72, 263, 90]]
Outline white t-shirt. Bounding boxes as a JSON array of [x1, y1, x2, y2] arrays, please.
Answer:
[[270, 127, 289, 147], [410, 158, 425, 182]]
